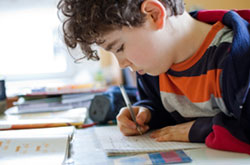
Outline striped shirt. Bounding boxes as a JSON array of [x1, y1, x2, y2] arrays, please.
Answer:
[[159, 22, 233, 118], [135, 9, 250, 154]]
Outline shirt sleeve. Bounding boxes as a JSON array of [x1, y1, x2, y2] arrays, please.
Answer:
[[189, 112, 250, 154]]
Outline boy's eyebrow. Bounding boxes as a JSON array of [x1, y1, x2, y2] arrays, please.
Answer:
[[105, 39, 119, 51]]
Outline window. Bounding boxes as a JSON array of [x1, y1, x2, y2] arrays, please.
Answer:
[[0, 0, 73, 81], [0, 0, 121, 97]]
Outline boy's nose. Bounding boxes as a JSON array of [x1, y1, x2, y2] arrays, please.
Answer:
[[118, 58, 132, 69]]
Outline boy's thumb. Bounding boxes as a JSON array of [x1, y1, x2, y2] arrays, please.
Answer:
[[136, 107, 149, 125]]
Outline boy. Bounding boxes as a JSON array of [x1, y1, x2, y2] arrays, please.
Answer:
[[57, 0, 250, 154]]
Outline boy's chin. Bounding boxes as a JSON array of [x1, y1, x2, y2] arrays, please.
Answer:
[[144, 72, 161, 76], [137, 70, 162, 76]]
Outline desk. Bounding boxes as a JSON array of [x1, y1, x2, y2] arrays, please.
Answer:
[[72, 126, 250, 165]]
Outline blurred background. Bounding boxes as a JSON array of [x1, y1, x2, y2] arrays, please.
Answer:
[[0, 0, 250, 107], [185, 0, 250, 11]]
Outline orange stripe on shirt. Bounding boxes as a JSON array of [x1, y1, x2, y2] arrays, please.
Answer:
[[160, 69, 223, 102], [171, 22, 224, 72]]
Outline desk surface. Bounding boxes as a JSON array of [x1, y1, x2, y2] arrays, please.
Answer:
[[72, 126, 250, 165]]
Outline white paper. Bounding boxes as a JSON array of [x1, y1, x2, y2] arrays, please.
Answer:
[[0, 127, 75, 165], [0, 135, 68, 165], [94, 126, 205, 155]]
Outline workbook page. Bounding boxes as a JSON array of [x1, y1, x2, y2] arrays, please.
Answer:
[[94, 126, 205, 156], [0, 135, 68, 165]]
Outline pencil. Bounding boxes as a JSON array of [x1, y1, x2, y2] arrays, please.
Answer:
[[119, 85, 142, 135], [80, 122, 97, 128]]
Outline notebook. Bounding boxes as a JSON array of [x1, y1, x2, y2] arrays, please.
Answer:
[[0, 107, 87, 130], [94, 126, 206, 156], [0, 126, 75, 165]]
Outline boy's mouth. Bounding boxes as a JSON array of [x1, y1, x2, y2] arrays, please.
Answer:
[[137, 70, 145, 75]]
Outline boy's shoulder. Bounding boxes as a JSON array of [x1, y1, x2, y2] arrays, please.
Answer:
[[190, 9, 250, 24]]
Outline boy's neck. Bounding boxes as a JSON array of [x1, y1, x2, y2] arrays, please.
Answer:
[[166, 11, 213, 65]]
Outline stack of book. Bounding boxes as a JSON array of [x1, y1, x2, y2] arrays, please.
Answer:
[[14, 93, 96, 114], [0, 84, 107, 130], [13, 85, 106, 114]]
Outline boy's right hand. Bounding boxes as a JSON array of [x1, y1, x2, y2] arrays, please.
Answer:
[[116, 106, 151, 136]]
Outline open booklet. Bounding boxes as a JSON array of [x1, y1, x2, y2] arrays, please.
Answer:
[[94, 126, 206, 156], [0, 126, 75, 165], [0, 107, 87, 130]]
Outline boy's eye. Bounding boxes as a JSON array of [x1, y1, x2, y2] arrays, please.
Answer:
[[116, 44, 124, 53]]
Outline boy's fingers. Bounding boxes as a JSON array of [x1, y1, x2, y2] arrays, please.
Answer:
[[120, 125, 150, 136], [117, 114, 136, 129], [140, 125, 150, 133], [136, 107, 150, 125], [117, 107, 137, 129], [119, 126, 138, 136], [156, 134, 174, 142], [117, 106, 150, 135], [150, 126, 172, 138]]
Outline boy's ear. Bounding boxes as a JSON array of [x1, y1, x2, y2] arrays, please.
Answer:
[[141, 0, 166, 29]]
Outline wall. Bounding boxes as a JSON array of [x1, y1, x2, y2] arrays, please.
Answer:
[[184, 0, 250, 11]]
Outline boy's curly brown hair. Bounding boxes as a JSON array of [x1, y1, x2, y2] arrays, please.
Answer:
[[57, 0, 184, 62]]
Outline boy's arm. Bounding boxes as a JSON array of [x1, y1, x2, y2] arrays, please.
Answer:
[[134, 74, 250, 154], [133, 73, 176, 129], [189, 112, 250, 154]]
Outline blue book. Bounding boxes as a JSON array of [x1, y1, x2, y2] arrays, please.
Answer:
[[114, 150, 192, 164]]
